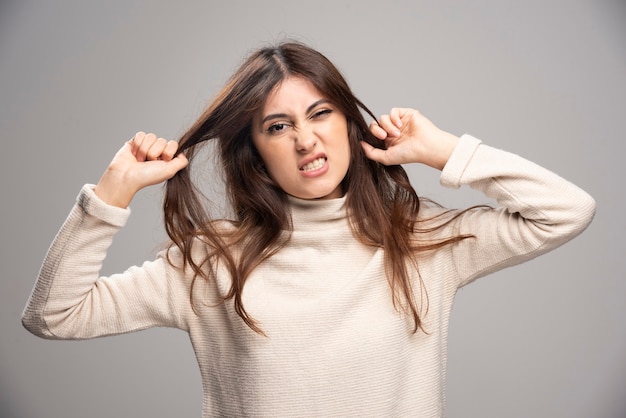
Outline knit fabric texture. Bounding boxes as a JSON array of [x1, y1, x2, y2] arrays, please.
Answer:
[[22, 135, 596, 417]]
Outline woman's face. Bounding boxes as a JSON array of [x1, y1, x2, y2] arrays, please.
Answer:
[[252, 76, 351, 200]]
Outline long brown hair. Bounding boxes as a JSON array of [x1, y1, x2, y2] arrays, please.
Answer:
[[164, 41, 471, 334]]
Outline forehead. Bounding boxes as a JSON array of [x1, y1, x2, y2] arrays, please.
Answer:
[[261, 76, 324, 114]]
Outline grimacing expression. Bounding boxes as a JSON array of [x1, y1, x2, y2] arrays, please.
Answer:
[[252, 76, 351, 200]]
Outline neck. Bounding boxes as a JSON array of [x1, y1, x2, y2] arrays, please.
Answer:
[[287, 194, 349, 232]]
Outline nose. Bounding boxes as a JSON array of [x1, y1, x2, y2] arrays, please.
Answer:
[[294, 125, 317, 152]]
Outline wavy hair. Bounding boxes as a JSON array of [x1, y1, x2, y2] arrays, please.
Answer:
[[164, 41, 472, 334]]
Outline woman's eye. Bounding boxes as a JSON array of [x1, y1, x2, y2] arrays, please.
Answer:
[[267, 123, 287, 134], [313, 109, 332, 118]]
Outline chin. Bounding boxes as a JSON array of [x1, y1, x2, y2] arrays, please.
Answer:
[[284, 182, 343, 201]]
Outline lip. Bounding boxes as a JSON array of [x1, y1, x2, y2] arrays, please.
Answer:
[[298, 153, 328, 178]]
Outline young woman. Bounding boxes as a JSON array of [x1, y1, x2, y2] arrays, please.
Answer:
[[22, 42, 596, 417]]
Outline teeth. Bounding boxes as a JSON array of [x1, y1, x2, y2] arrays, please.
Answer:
[[301, 157, 326, 172]]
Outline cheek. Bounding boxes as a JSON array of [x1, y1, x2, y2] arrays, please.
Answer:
[[338, 128, 352, 167], [252, 137, 275, 167], [256, 144, 291, 179]]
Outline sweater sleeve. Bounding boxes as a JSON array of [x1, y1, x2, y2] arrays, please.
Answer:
[[21, 184, 192, 339], [438, 135, 596, 288]]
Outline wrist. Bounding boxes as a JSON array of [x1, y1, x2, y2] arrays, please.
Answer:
[[94, 168, 138, 208], [422, 131, 460, 171]]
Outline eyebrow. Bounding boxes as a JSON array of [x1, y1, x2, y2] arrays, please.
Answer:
[[260, 99, 331, 125]]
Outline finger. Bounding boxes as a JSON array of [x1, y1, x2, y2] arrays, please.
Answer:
[[129, 131, 145, 157], [160, 140, 180, 162], [146, 137, 169, 161], [136, 133, 158, 161], [369, 121, 388, 140], [389, 108, 404, 129], [168, 152, 189, 174], [155, 152, 189, 183], [360, 141, 390, 165], [378, 115, 402, 137]]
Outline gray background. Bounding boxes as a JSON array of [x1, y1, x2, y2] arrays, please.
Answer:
[[1, 1, 624, 417]]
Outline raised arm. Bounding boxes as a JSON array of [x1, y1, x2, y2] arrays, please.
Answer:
[[22, 133, 190, 339], [363, 108, 596, 286]]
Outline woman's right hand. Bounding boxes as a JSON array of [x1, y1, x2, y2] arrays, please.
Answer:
[[94, 132, 189, 208]]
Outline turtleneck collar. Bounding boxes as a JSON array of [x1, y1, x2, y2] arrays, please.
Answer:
[[287, 194, 349, 232]]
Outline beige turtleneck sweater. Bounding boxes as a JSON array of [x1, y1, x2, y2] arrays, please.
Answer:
[[22, 135, 596, 417]]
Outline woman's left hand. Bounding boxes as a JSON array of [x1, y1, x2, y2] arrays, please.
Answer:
[[361, 108, 460, 170]]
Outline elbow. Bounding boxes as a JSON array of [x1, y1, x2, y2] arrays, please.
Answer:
[[570, 191, 597, 235], [21, 312, 52, 339], [545, 191, 597, 247], [524, 190, 597, 254], [22, 302, 98, 340], [21, 306, 63, 340]]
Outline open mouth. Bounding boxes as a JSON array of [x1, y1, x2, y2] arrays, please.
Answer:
[[300, 157, 327, 172]]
